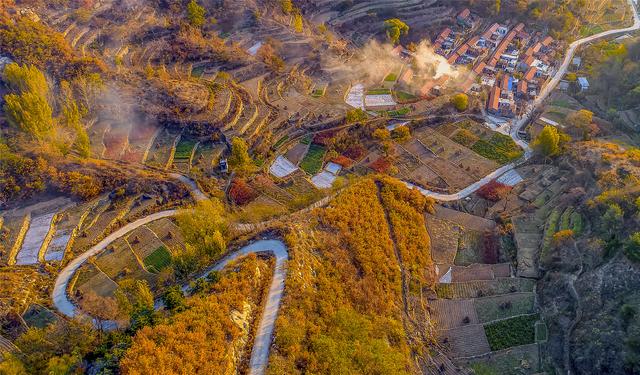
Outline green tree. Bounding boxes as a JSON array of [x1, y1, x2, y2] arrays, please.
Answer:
[[384, 19, 409, 45], [2, 63, 49, 98], [228, 136, 253, 172], [625, 232, 640, 262], [162, 285, 187, 312], [602, 203, 624, 235], [115, 279, 154, 317], [4, 91, 53, 139], [186, 0, 206, 28], [451, 93, 469, 111]]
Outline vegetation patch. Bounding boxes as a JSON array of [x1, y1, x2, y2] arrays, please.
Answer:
[[474, 293, 535, 323], [366, 88, 392, 95], [384, 73, 398, 82], [174, 139, 197, 161], [299, 144, 326, 174], [484, 314, 538, 351], [471, 133, 523, 164], [143, 246, 172, 273], [395, 91, 417, 102], [387, 107, 410, 117], [273, 135, 289, 149]]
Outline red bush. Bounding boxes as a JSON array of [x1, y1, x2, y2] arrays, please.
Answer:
[[229, 179, 258, 206], [477, 180, 512, 202], [332, 155, 354, 168], [370, 158, 391, 173], [343, 145, 366, 161]]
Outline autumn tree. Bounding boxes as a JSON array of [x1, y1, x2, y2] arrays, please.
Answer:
[[175, 199, 227, 279], [228, 136, 253, 173], [345, 108, 367, 123], [384, 18, 409, 45], [392, 126, 411, 142], [186, 0, 206, 28], [451, 93, 469, 111], [293, 14, 303, 33], [80, 291, 121, 331], [533, 125, 569, 159], [373, 128, 390, 141], [281, 0, 293, 14]]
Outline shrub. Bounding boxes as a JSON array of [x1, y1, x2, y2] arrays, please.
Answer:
[[229, 178, 258, 205], [450, 93, 469, 111], [477, 180, 511, 202]]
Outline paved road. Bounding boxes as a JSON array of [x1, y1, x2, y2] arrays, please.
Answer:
[[411, 0, 639, 202], [52, 210, 178, 317], [169, 173, 208, 202]]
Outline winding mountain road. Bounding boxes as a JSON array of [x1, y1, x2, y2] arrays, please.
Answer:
[[51, 2, 639, 373], [410, 0, 639, 202]]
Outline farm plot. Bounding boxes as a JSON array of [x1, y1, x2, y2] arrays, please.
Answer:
[[22, 304, 59, 328], [15, 212, 56, 266], [299, 144, 326, 175], [234, 195, 288, 224], [74, 263, 119, 298], [249, 174, 294, 205], [123, 121, 158, 163], [102, 123, 130, 159], [413, 127, 500, 181], [425, 214, 461, 264], [439, 324, 491, 358], [143, 246, 172, 273], [470, 133, 524, 165], [126, 226, 166, 260], [191, 142, 225, 173], [284, 143, 309, 165], [72, 198, 133, 254], [454, 230, 487, 266], [145, 129, 180, 169], [173, 138, 197, 172], [0, 214, 29, 265], [474, 293, 536, 323], [95, 238, 151, 282], [449, 263, 511, 282], [458, 343, 540, 375], [280, 176, 323, 210], [144, 218, 185, 253], [434, 206, 496, 232], [484, 314, 539, 351], [431, 299, 479, 329], [45, 202, 94, 262], [436, 278, 536, 299]]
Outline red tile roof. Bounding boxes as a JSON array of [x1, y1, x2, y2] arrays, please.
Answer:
[[473, 61, 486, 75], [457, 8, 471, 20], [447, 53, 459, 64], [524, 67, 537, 81], [517, 80, 528, 94], [488, 85, 501, 111], [501, 75, 511, 91], [542, 36, 554, 46]]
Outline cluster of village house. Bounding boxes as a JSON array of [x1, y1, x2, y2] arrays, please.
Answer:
[[440, 9, 565, 117], [387, 9, 577, 118]]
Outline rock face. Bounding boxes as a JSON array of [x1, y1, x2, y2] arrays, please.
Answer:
[[570, 256, 640, 374]]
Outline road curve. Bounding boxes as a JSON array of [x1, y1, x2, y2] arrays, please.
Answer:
[[52, 208, 287, 375], [410, 0, 639, 202], [52, 210, 178, 317]]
